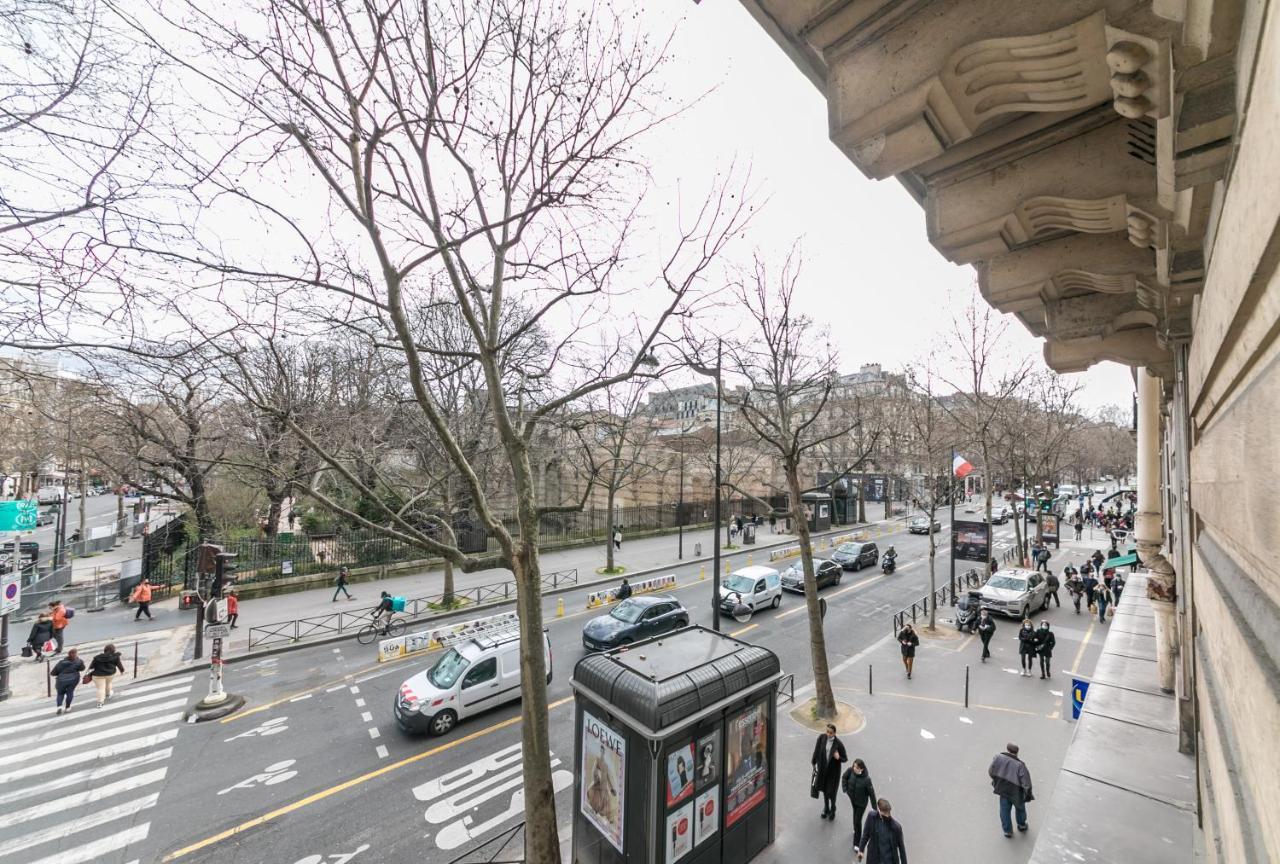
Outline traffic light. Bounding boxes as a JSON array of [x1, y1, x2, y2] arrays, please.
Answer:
[[179, 590, 200, 610], [211, 551, 238, 597], [196, 543, 223, 574]]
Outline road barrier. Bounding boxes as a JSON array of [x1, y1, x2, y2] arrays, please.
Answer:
[[378, 610, 519, 662], [891, 584, 955, 634], [585, 573, 677, 609]]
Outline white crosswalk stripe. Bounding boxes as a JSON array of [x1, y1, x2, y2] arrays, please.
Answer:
[[0, 678, 192, 864]]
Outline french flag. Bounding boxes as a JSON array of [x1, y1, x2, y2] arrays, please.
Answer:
[[952, 452, 974, 478]]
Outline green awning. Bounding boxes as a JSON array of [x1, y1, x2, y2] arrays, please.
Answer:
[[1104, 553, 1139, 568]]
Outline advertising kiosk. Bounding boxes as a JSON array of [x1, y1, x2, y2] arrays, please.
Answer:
[[571, 626, 781, 864]]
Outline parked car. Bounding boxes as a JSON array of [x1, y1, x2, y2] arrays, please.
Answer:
[[35, 510, 55, 526], [394, 627, 552, 736], [908, 516, 942, 534], [581, 595, 688, 651], [830, 541, 879, 571], [780, 558, 842, 593], [978, 569, 1050, 619], [718, 565, 782, 617], [991, 505, 1012, 524]]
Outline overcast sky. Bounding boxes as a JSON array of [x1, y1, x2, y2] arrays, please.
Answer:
[[630, 1, 1135, 412]]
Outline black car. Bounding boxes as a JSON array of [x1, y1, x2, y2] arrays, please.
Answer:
[[908, 517, 941, 534], [830, 541, 878, 570], [582, 595, 689, 651], [780, 558, 842, 593]]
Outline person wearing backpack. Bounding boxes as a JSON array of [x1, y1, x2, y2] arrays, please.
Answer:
[[842, 758, 877, 849], [51, 648, 85, 715], [49, 600, 71, 653], [333, 566, 354, 602], [131, 578, 154, 620], [89, 644, 126, 707]]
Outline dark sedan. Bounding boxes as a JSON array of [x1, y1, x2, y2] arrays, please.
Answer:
[[582, 595, 689, 651], [780, 558, 843, 593], [908, 516, 942, 534], [830, 541, 878, 571]]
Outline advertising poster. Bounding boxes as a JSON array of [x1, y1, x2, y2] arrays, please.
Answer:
[[665, 742, 695, 807], [951, 519, 991, 563], [580, 711, 625, 852], [1041, 514, 1060, 545], [694, 786, 719, 845], [724, 701, 768, 827], [666, 801, 694, 864], [695, 729, 720, 789]]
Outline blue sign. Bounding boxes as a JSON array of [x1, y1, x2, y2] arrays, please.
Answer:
[[1071, 677, 1091, 720], [0, 500, 38, 532]]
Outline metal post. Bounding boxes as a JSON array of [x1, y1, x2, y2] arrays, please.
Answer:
[[965, 664, 970, 708], [868, 664, 873, 695], [134, 641, 139, 678], [677, 442, 685, 561], [949, 447, 957, 603], [46, 658, 51, 697], [711, 339, 723, 632], [0, 530, 16, 701]]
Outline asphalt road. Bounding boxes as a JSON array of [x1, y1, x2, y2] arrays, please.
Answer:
[[1, 515, 1037, 864], [16, 492, 122, 555]]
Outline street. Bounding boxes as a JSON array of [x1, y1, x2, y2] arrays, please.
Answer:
[[19, 493, 122, 557], [0, 515, 1084, 864]]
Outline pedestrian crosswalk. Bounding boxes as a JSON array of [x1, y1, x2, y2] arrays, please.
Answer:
[[0, 675, 193, 864]]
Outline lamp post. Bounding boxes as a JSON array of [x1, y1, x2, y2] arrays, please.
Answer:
[[690, 340, 723, 632]]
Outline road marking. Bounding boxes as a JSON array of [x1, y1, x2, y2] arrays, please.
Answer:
[[1071, 620, 1096, 675], [920, 729, 935, 740], [729, 623, 758, 638], [0, 677, 192, 730], [375, 745, 388, 759], [290, 694, 313, 703], [360, 712, 372, 723], [0, 747, 172, 806], [25, 824, 151, 864], [958, 716, 973, 724], [368, 727, 380, 739], [218, 760, 298, 795], [0, 792, 159, 858], [849, 688, 1041, 718], [354, 698, 365, 708], [349, 686, 360, 695], [163, 695, 575, 861], [225, 716, 289, 742], [0, 714, 183, 768], [7, 767, 168, 825], [0, 729, 179, 785], [226, 657, 423, 724], [777, 574, 882, 618], [326, 685, 346, 693], [0, 685, 192, 737], [0, 698, 189, 753]]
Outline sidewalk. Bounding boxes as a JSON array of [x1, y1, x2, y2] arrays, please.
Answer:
[[0, 517, 893, 704], [761, 578, 1106, 863]]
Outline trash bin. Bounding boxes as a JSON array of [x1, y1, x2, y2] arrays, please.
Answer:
[[572, 626, 782, 864], [742, 524, 756, 545]]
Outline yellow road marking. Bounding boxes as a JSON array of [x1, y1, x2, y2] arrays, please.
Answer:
[[222, 651, 426, 723], [168, 695, 575, 860], [730, 623, 759, 638], [835, 687, 1041, 718], [777, 574, 882, 618], [1071, 620, 1096, 675]]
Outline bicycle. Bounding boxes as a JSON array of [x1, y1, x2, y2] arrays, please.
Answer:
[[356, 616, 407, 645]]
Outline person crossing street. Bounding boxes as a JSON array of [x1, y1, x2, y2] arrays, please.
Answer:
[[131, 578, 154, 620], [51, 648, 85, 715], [976, 609, 996, 662], [88, 643, 126, 707]]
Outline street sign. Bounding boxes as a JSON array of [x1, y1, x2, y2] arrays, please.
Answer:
[[205, 623, 231, 639], [0, 500, 37, 532], [1, 572, 19, 616], [281, 559, 294, 575], [1071, 677, 1091, 720]]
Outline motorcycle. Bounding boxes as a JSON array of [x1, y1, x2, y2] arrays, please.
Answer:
[[881, 553, 896, 575]]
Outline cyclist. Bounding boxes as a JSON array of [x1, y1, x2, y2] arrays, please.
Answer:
[[371, 591, 395, 632]]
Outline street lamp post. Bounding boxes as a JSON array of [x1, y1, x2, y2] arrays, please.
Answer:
[[689, 340, 724, 632]]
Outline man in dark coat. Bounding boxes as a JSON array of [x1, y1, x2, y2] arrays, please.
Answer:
[[976, 609, 997, 662], [810, 723, 847, 820], [856, 798, 907, 863], [989, 743, 1034, 838]]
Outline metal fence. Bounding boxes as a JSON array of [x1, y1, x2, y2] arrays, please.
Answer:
[[446, 822, 525, 864], [891, 584, 955, 633], [246, 568, 579, 650]]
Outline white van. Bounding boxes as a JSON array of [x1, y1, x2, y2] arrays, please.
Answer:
[[393, 626, 552, 736], [718, 565, 782, 617], [36, 487, 64, 505]]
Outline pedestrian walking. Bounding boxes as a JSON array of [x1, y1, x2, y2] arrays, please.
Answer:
[[131, 578, 154, 620], [612, 526, 622, 551], [1044, 570, 1060, 607], [332, 566, 354, 602], [769, 513, 777, 533], [1033, 621, 1055, 679], [49, 599, 69, 653], [1035, 546, 1051, 573], [842, 758, 876, 849], [1016, 619, 1037, 677], [1112, 572, 1126, 604], [88, 643, 126, 707], [51, 648, 85, 715], [896, 624, 919, 679], [226, 591, 239, 628], [1066, 568, 1084, 614], [976, 609, 996, 662], [855, 798, 907, 863], [26, 612, 55, 661], [1082, 570, 1099, 611], [810, 723, 847, 820], [989, 743, 1034, 838], [1096, 580, 1113, 624], [1091, 549, 1105, 570]]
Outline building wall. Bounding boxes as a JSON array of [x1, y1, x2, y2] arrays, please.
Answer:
[[1181, 2, 1280, 860]]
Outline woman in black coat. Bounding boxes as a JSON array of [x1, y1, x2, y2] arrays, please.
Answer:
[[896, 624, 919, 679], [26, 613, 54, 661], [1033, 621, 1056, 679], [811, 724, 848, 821], [50, 648, 85, 715], [842, 758, 877, 848], [1016, 619, 1037, 677]]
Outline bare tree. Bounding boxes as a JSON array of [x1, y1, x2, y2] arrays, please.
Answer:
[[720, 252, 863, 722], [588, 378, 661, 573], [903, 365, 954, 629]]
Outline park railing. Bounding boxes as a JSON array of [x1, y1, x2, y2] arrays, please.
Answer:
[[891, 583, 955, 634], [776, 672, 796, 705], [246, 568, 579, 650]]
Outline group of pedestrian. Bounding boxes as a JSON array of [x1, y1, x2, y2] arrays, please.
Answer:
[[1016, 619, 1056, 678], [810, 724, 907, 862], [47, 643, 127, 715], [1060, 551, 1125, 623], [24, 599, 72, 661]]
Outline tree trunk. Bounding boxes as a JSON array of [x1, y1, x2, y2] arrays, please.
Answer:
[[981, 442, 994, 575], [604, 486, 616, 571], [77, 463, 87, 541], [786, 462, 838, 720], [265, 491, 285, 538], [857, 473, 866, 523], [926, 503, 938, 630], [189, 471, 214, 540], [116, 493, 125, 538]]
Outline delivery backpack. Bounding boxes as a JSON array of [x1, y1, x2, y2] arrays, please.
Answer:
[[64, 607, 76, 620], [391, 596, 406, 612]]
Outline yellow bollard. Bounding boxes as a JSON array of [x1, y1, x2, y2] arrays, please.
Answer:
[[556, 597, 565, 618], [724, 560, 731, 576], [700, 565, 706, 581], [747, 553, 753, 566]]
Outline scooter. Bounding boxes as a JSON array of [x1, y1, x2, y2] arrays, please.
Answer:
[[881, 553, 896, 575]]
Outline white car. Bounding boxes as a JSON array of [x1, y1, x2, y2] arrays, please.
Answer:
[[393, 627, 552, 736], [718, 565, 782, 617], [979, 569, 1050, 619]]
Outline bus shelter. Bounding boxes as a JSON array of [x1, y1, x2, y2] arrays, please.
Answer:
[[571, 626, 782, 864]]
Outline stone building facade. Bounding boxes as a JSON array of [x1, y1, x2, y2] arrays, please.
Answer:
[[738, 0, 1278, 859]]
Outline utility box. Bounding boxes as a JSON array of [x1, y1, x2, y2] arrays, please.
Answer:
[[571, 626, 781, 864]]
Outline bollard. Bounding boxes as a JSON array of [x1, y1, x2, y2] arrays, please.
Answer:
[[134, 642, 139, 678], [47, 659, 52, 697], [747, 554, 753, 566], [556, 597, 565, 618], [965, 664, 970, 708], [868, 664, 873, 696], [700, 566, 706, 581], [724, 560, 730, 576]]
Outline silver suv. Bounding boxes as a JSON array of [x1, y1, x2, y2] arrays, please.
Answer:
[[979, 568, 1050, 619]]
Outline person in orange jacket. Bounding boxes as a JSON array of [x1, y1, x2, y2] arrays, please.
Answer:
[[49, 600, 69, 653], [226, 591, 240, 628], [131, 578, 154, 621]]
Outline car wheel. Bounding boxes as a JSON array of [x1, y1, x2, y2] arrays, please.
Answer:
[[772, 595, 781, 609], [1021, 606, 1030, 621], [834, 573, 842, 585], [1041, 594, 1050, 611], [430, 710, 458, 736], [853, 560, 861, 571]]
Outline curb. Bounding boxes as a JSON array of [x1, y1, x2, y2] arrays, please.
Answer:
[[68, 517, 916, 687]]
